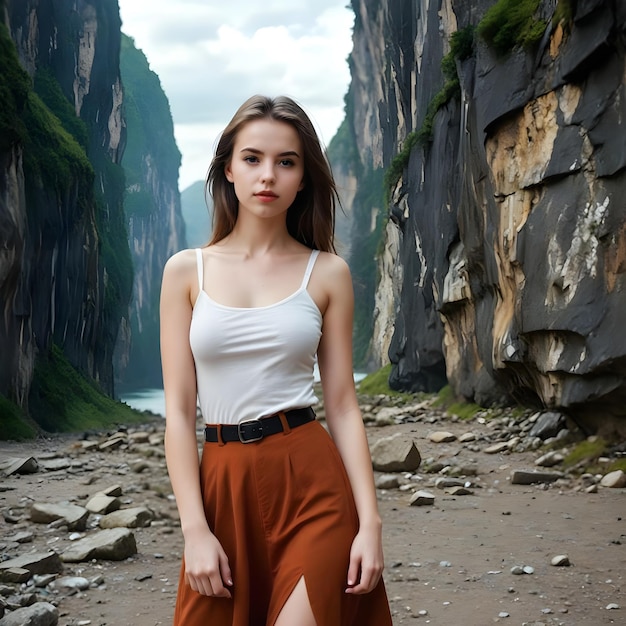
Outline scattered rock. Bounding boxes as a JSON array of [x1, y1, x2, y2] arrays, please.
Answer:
[[600, 470, 626, 488], [409, 490, 435, 506], [99, 507, 154, 529], [510, 470, 564, 485], [0, 601, 58, 626], [370, 434, 421, 472], [529, 412, 567, 440], [0, 552, 63, 579], [85, 494, 121, 515], [0, 457, 39, 476], [535, 451, 564, 467], [428, 431, 457, 443], [61, 528, 137, 562], [375, 474, 401, 490], [30, 503, 89, 531], [551, 555, 570, 566], [484, 442, 510, 454]]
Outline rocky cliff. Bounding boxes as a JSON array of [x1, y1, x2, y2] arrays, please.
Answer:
[[0, 0, 131, 428], [117, 34, 185, 389], [340, 0, 626, 434]]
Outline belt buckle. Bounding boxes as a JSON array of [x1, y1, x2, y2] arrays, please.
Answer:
[[237, 419, 263, 443]]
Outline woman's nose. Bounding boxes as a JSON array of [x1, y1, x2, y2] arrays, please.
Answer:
[[260, 163, 275, 183]]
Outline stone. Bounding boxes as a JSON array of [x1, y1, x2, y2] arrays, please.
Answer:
[[409, 490, 435, 506], [510, 470, 564, 485], [535, 451, 564, 467], [484, 442, 510, 454], [370, 434, 421, 472], [0, 568, 31, 584], [551, 555, 570, 566], [434, 477, 465, 489], [99, 507, 154, 529], [427, 431, 457, 443], [375, 474, 400, 490], [528, 412, 567, 441], [445, 486, 473, 496], [30, 503, 89, 531], [0, 602, 58, 626], [0, 552, 63, 578], [61, 528, 137, 562], [0, 457, 39, 476], [459, 432, 477, 442], [38, 458, 71, 472], [85, 494, 121, 515], [5, 531, 34, 544], [600, 470, 626, 488], [54, 576, 90, 591]]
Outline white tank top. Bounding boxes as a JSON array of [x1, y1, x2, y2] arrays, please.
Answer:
[[189, 248, 321, 425]]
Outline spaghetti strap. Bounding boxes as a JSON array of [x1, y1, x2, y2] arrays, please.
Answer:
[[300, 250, 320, 290], [195, 248, 204, 292]]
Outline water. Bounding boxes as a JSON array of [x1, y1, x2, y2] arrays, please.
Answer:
[[121, 370, 367, 418]]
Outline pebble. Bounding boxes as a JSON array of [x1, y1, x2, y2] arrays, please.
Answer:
[[551, 555, 570, 566]]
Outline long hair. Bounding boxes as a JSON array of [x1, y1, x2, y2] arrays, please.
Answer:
[[206, 95, 337, 253]]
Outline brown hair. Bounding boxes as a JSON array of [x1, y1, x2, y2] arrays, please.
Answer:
[[206, 95, 337, 253]]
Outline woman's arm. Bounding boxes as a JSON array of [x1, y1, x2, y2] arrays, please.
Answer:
[[160, 250, 232, 598], [316, 254, 384, 595]]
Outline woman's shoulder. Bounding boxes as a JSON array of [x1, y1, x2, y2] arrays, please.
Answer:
[[314, 250, 350, 276], [162, 248, 200, 280]]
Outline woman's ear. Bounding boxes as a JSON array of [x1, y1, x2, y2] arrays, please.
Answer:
[[298, 178, 305, 192], [225, 162, 234, 183]]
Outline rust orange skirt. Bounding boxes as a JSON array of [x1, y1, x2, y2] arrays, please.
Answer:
[[173, 418, 392, 625]]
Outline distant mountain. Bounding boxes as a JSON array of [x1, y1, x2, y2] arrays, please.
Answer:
[[181, 180, 213, 248]]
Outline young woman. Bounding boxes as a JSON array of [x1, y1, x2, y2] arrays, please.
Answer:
[[160, 95, 392, 626]]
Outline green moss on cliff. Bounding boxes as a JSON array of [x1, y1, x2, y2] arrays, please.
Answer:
[[384, 25, 475, 198], [22, 91, 94, 193], [477, 0, 547, 56], [34, 68, 89, 149], [0, 395, 37, 441], [0, 23, 30, 151], [29, 344, 149, 433], [120, 34, 181, 215], [358, 364, 414, 399]]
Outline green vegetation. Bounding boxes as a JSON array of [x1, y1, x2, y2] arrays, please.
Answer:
[[358, 364, 414, 399], [552, 0, 575, 29], [0, 395, 37, 441], [432, 384, 483, 420], [120, 34, 181, 196], [34, 68, 89, 149], [29, 344, 152, 433], [476, 0, 547, 56], [384, 25, 475, 199], [562, 438, 607, 469], [22, 91, 94, 193], [0, 23, 30, 151]]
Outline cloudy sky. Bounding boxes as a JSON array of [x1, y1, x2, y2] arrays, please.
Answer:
[[116, 0, 355, 191]]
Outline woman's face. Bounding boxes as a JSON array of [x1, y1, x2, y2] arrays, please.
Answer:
[[225, 118, 305, 221]]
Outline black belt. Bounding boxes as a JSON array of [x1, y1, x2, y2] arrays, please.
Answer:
[[204, 407, 316, 444]]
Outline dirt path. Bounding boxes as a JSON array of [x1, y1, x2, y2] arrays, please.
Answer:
[[1, 409, 624, 625]]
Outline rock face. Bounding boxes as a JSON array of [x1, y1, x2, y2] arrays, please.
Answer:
[[0, 0, 130, 410], [116, 35, 186, 388], [0, 3, 185, 418], [343, 0, 626, 434]]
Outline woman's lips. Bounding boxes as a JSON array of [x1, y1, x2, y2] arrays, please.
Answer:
[[255, 191, 278, 202]]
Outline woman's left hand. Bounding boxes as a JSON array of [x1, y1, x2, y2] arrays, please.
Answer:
[[345, 525, 384, 594]]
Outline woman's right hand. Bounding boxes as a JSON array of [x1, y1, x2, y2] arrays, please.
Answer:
[[183, 526, 233, 598]]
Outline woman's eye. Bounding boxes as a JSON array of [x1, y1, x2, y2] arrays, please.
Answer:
[[279, 159, 294, 167], [244, 155, 259, 164]]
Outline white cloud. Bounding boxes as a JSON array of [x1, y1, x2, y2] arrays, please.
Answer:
[[118, 1, 354, 190]]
